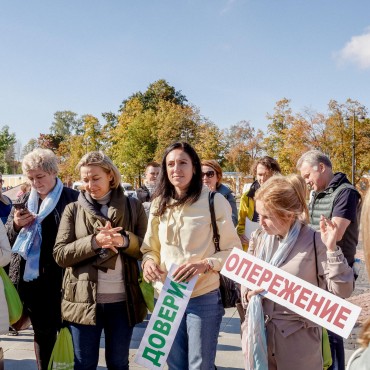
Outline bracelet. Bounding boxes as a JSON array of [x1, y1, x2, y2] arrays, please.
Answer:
[[204, 258, 215, 273]]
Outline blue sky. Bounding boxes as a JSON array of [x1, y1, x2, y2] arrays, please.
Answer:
[[1, 0, 369, 147]]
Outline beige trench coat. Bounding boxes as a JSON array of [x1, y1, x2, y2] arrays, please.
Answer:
[[241, 224, 354, 370]]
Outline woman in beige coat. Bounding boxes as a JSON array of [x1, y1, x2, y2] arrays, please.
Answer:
[[241, 174, 354, 370]]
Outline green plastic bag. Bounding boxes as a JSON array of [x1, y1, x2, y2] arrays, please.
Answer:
[[322, 327, 332, 370], [0, 267, 22, 325], [138, 272, 154, 312], [48, 327, 74, 370]]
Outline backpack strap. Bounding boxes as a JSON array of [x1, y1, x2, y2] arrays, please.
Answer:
[[208, 191, 220, 252]]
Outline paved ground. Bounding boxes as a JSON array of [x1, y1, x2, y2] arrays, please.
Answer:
[[0, 308, 244, 370], [1, 249, 368, 369]]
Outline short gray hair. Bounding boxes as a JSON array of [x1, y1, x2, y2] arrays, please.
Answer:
[[22, 148, 59, 175], [296, 150, 332, 170], [76, 151, 121, 189]]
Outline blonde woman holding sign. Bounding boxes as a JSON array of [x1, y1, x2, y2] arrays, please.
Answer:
[[141, 142, 242, 370], [241, 174, 354, 370]]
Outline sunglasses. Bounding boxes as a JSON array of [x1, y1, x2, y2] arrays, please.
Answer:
[[201, 170, 215, 178]]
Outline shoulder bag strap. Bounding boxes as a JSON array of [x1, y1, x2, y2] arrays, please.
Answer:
[[208, 191, 220, 252], [313, 231, 320, 286], [126, 196, 133, 232]]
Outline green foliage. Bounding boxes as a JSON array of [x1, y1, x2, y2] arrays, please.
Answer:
[[0, 126, 17, 173], [50, 111, 82, 137], [120, 79, 187, 112], [21, 139, 38, 158]]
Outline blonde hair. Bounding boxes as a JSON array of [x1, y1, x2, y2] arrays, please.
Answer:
[[201, 160, 222, 186], [76, 151, 121, 189], [358, 190, 370, 347], [255, 174, 309, 223], [22, 148, 59, 175]]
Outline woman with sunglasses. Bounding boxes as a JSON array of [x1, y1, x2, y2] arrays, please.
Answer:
[[201, 160, 237, 226], [237, 156, 281, 250], [141, 142, 242, 369]]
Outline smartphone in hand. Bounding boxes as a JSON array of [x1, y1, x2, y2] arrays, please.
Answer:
[[13, 200, 27, 211]]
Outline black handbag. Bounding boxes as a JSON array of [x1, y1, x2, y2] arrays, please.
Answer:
[[209, 191, 240, 308]]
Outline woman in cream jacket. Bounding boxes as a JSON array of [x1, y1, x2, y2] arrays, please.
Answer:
[[141, 142, 242, 370]]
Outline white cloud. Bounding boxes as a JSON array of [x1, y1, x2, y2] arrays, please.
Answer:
[[336, 28, 370, 69]]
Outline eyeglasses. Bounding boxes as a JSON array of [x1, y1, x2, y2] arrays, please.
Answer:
[[201, 170, 215, 178]]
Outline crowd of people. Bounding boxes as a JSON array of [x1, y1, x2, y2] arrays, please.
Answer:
[[0, 143, 369, 370]]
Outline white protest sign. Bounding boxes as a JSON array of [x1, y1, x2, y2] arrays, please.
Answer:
[[135, 264, 198, 369], [221, 248, 361, 338]]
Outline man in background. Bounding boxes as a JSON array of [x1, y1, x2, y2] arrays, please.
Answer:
[[297, 150, 361, 370], [136, 162, 160, 217]]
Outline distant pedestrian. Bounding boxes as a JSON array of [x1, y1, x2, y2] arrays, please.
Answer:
[[236, 156, 281, 250], [201, 159, 238, 226], [136, 161, 160, 217], [16, 182, 31, 199]]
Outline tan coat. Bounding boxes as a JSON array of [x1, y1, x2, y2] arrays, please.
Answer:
[[241, 224, 354, 370]]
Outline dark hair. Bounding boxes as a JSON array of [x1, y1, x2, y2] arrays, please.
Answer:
[[252, 156, 281, 176], [146, 161, 160, 169], [153, 142, 202, 216], [246, 180, 261, 199]]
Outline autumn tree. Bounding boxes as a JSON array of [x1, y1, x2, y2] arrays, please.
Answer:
[[120, 79, 187, 112], [50, 111, 83, 137], [223, 120, 264, 173], [0, 125, 17, 173], [325, 99, 369, 184], [37, 133, 64, 151], [21, 138, 38, 158]]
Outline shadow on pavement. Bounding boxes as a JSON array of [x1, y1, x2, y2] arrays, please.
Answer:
[[220, 317, 241, 334], [217, 344, 242, 352], [4, 359, 37, 370]]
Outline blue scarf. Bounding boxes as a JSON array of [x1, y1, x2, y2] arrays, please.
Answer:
[[246, 220, 302, 370], [12, 178, 63, 282]]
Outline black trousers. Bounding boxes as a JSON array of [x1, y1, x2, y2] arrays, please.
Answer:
[[19, 273, 62, 370]]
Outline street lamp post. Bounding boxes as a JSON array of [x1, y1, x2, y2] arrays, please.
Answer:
[[345, 112, 365, 184]]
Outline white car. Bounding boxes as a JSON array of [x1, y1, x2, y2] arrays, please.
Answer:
[[121, 183, 137, 198]]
